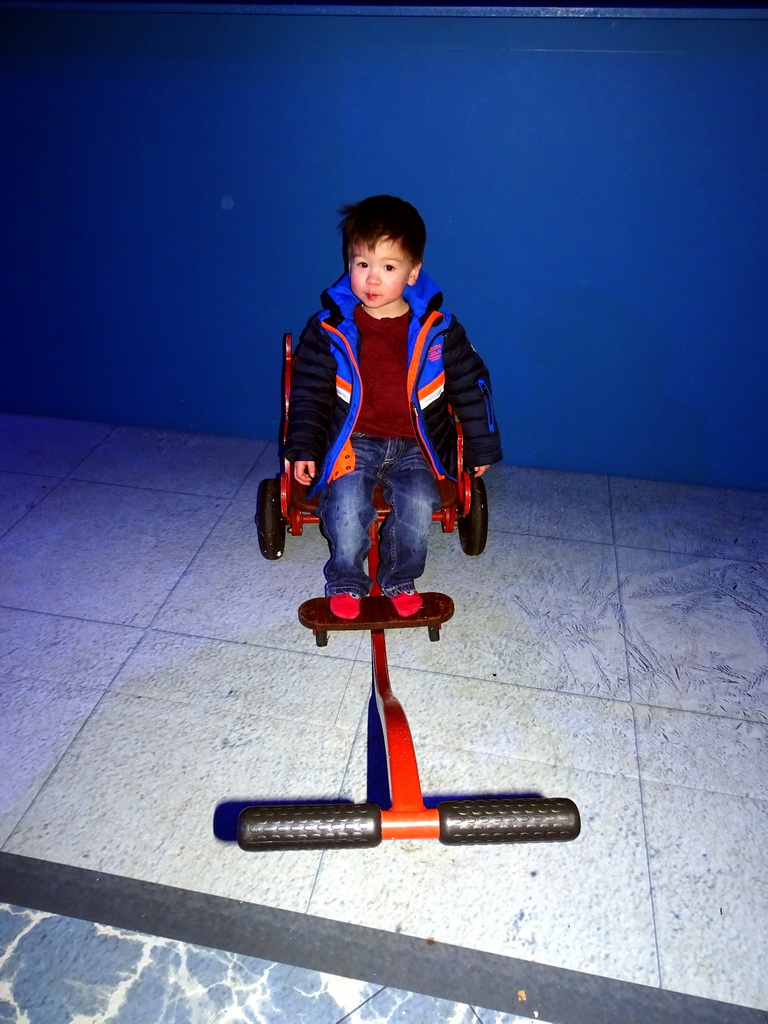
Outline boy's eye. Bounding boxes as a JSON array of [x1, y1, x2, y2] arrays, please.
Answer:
[[384, 265, 395, 272]]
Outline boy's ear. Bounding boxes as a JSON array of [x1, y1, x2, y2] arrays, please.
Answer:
[[407, 262, 422, 286]]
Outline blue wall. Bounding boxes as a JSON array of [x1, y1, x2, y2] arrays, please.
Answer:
[[2, 8, 767, 489]]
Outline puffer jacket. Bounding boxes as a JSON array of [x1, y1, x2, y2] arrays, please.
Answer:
[[285, 268, 502, 496]]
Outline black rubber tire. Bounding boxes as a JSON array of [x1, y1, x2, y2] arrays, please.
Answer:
[[238, 802, 382, 851], [458, 476, 488, 556], [438, 798, 580, 845], [255, 478, 286, 560]]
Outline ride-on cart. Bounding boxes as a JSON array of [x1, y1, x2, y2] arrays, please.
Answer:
[[238, 334, 580, 851]]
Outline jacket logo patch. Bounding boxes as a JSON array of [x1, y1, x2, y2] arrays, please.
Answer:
[[427, 342, 443, 362]]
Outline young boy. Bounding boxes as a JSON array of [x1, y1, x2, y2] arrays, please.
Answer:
[[284, 195, 502, 620]]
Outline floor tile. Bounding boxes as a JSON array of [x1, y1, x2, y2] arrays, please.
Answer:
[[379, 530, 628, 701], [0, 479, 227, 627], [485, 464, 613, 544], [0, 680, 104, 845], [635, 705, 768, 800], [3, 692, 350, 911], [71, 424, 267, 498], [0, 472, 59, 537], [0, 608, 142, 688], [235, 439, 283, 504], [153, 498, 365, 660], [111, 628, 368, 735], [618, 547, 768, 721], [316, 748, 656, 987], [0, 414, 113, 477], [0, 609, 142, 842], [0, 903, 380, 1024], [610, 477, 768, 563], [339, 661, 638, 780], [643, 781, 768, 1010]]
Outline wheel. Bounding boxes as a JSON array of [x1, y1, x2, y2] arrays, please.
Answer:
[[315, 630, 328, 647], [238, 802, 382, 851], [438, 798, 580, 845], [255, 478, 286, 560], [458, 475, 488, 556], [428, 625, 440, 642]]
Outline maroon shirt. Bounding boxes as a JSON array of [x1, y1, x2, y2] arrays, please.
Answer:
[[354, 305, 416, 439]]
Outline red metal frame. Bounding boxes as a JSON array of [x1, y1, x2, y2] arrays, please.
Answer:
[[280, 331, 470, 839], [372, 628, 440, 840], [365, 519, 441, 839]]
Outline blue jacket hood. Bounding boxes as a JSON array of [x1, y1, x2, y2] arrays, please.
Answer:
[[322, 268, 444, 323]]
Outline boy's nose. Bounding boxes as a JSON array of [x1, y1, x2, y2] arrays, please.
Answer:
[[367, 268, 381, 284]]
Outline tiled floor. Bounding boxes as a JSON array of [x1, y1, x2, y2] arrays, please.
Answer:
[[1, 412, 766, 1022]]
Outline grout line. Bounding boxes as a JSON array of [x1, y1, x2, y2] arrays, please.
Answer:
[[62, 424, 120, 480], [304, 699, 371, 917], [490, 525, 768, 566], [144, 495, 236, 630], [408, 737, 640, 787], [610, 472, 664, 990], [606, 474, 617, 549], [353, 656, 636, 709], [631, 702, 665, 991], [0, 472, 71, 544], [609, 479, 635, 709], [231, 439, 274, 501], [63, 475, 253, 501], [333, 988, 389, 1024], [332, 652, 367, 730], [0, 603, 145, 629]]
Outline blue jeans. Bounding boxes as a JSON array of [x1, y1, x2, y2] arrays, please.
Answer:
[[317, 434, 441, 598]]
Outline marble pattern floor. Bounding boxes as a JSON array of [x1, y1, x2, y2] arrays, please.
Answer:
[[0, 413, 766, 1022], [0, 903, 534, 1024]]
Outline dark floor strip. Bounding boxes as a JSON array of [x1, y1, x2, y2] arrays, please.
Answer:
[[0, 852, 764, 1024]]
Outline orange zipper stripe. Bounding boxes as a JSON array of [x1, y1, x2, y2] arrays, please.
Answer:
[[322, 321, 362, 481], [407, 311, 445, 479], [406, 310, 443, 399]]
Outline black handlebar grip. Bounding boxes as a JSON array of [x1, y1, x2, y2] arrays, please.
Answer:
[[238, 802, 382, 851], [438, 798, 580, 845]]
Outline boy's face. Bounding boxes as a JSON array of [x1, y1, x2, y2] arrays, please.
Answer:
[[348, 238, 421, 320]]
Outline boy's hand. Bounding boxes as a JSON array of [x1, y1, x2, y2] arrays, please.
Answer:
[[293, 460, 316, 486], [473, 465, 490, 477]]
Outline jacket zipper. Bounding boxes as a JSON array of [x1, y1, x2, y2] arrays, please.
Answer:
[[410, 401, 445, 479], [478, 378, 495, 432]]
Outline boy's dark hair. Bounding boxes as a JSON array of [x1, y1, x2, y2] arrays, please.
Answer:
[[339, 195, 426, 266]]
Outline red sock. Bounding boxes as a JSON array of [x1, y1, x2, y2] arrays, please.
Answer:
[[389, 591, 423, 617], [330, 593, 361, 620]]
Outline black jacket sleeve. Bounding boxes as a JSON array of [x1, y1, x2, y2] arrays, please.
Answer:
[[441, 317, 503, 468], [283, 317, 337, 464]]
